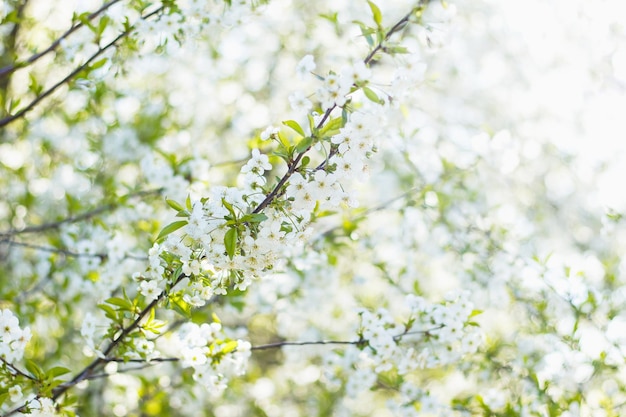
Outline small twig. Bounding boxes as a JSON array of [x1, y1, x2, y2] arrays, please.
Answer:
[[313, 187, 420, 242], [251, 339, 361, 351], [49, 272, 186, 402], [0, 6, 164, 129], [0, 188, 162, 238], [1, 240, 148, 261], [252, 3, 424, 214], [0, 358, 37, 382], [0, 0, 123, 79]]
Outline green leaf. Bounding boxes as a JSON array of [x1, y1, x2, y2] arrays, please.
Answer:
[[105, 297, 133, 310], [221, 340, 238, 354], [166, 198, 184, 212], [47, 366, 71, 378], [469, 309, 483, 318], [367, 1, 383, 27], [282, 120, 305, 137], [24, 359, 45, 379], [170, 295, 192, 318], [362, 86, 384, 104], [221, 198, 237, 218], [240, 213, 268, 223], [90, 58, 108, 70], [97, 15, 110, 37], [28, 74, 43, 95], [0, 392, 9, 408], [320, 117, 344, 136], [185, 194, 192, 211], [295, 136, 313, 153], [385, 44, 409, 55], [224, 227, 238, 259], [156, 220, 187, 241], [98, 303, 118, 320], [212, 312, 221, 323]]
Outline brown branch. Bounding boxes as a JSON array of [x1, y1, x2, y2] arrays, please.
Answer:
[[0, 188, 162, 238], [0, 0, 123, 79], [48, 273, 186, 403], [0, 357, 37, 382], [0, 5, 431, 416], [251, 339, 360, 351], [0, 0, 31, 93], [252, 3, 423, 214], [363, 2, 424, 66], [1, 239, 148, 261], [0, 6, 163, 129]]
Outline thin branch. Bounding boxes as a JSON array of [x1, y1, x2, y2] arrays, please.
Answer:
[[363, 3, 422, 65], [313, 187, 420, 242], [0, 6, 430, 416], [103, 357, 179, 363], [251, 339, 361, 351], [0, 188, 162, 238], [252, 3, 423, 214], [1, 239, 148, 261], [0, 357, 37, 381], [0, 0, 123, 79], [0, 6, 164, 129], [49, 273, 186, 402], [0, 0, 30, 93]]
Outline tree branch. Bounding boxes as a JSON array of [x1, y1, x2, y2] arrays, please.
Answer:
[[252, 2, 424, 213], [0, 0, 123, 79], [0, 239, 148, 261], [0, 6, 163, 129], [0, 188, 162, 238]]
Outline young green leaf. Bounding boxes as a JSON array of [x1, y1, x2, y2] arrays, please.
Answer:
[[221, 340, 239, 354], [47, 366, 71, 378], [105, 297, 133, 310], [98, 303, 118, 320], [240, 213, 268, 223], [25, 359, 45, 379], [282, 120, 306, 137], [295, 136, 313, 153], [224, 227, 238, 259], [156, 220, 188, 241], [166, 198, 184, 212], [362, 86, 384, 104], [320, 117, 344, 136], [367, 1, 383, 27]]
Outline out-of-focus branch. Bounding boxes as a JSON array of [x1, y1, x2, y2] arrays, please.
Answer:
[[0, 239, 148, 261], [0, 0, 123, 79], [0, 188, 162, 238], [0, 0, 30, 93], [0, 6, 163, 129]]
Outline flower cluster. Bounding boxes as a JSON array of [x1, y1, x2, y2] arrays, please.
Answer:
[[137, 66, 397, 306], [164, 321, 251, 395], [0, 309, 32, 412], [322, 292, 482, 408], [360, 291, 481, 373], [0, 309, 31, 364], [15, 397, 58, 417]]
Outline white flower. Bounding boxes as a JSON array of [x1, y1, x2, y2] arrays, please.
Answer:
[[260, 125, 278, 141], [288, 91, 312, 112], [296, 54, 316, 79], [241, 149, 272, 175], [341, 61, 371, 86], [0, 308, 21, 341], [139, 280, 161, 302], [8, 385, 22, 402]]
